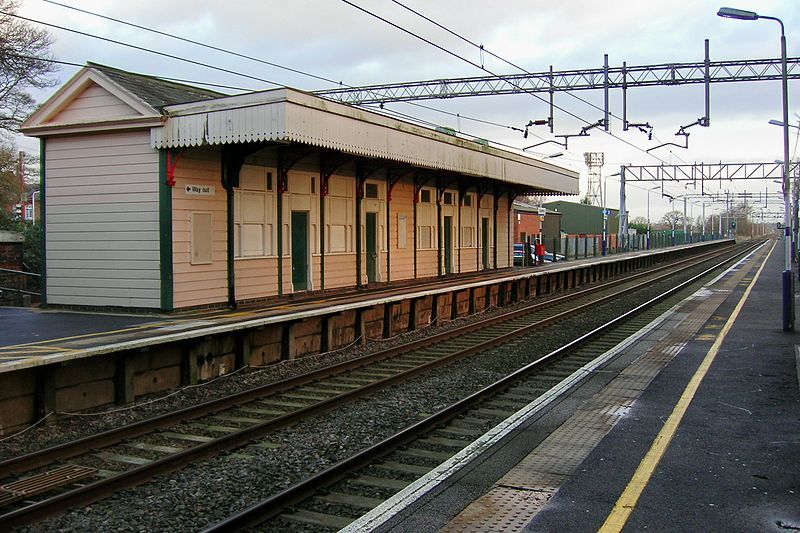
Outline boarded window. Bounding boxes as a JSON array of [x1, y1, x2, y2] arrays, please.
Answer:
[[328, 196, 350, 253], [191, 212, 213, 264], [397, 214, 407, 249], [330, 226, 347, 252], [461, 226, 474, 247], [418, 226, 432, 249], [417, 201, 436, 250], [241, 224, 264, 256]]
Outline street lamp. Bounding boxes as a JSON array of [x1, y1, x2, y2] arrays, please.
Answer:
[[719, 6, 793, 331], [522, 148, 564, 159], [769, 119, 800, 130]]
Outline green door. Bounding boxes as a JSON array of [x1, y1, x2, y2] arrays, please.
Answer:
[[443, 215, 453, 274], [291, 211, 308, 291], [366, 212, 377, 283], [481, 217, 489, 270]]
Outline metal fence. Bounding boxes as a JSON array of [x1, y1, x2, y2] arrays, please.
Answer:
[[520, 232, 724, 264], [0, 267, 41, 305]]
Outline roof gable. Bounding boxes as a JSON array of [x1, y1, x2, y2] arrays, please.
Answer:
[[21, 64, 223, 137], [22, 67, 161, 135], [43, 81, 145, 124]]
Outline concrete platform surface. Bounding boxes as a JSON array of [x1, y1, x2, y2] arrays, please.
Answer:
[[0, 240, 723, 374], [343, 239, 797, 533], [523, 238, 800, 531]]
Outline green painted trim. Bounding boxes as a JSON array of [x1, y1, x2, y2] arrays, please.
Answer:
[[158, 150, 174, 311], [39, 139, 47, 307]]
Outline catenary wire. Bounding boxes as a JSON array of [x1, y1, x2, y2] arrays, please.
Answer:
[[40, 0, 345, 88], [19, 4, 547, 146], [344, 0, 671, 164], [391, 1, 787, 208], [6, 53, 258, 92], [377, 0, 768, 208]]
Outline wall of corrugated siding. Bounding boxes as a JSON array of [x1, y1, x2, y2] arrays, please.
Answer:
[[45, 131, 161, 308], [542, 201, 620, 235]]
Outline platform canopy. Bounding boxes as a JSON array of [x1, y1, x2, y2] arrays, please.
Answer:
[[23, 63, 579, 195], [153, 88, 578, 194]]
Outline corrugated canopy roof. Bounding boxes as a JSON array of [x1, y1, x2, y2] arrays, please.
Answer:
[[152, 88, 579, 194]]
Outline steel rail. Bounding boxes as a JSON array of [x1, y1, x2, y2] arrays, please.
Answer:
[[0, 244, 728, 479], [205, 240, 762, 531]]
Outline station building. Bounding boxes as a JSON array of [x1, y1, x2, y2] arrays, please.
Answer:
[[21, 64, 579, 312]]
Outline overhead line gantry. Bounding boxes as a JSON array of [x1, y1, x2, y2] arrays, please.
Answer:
[[318, 56, 800, 104]]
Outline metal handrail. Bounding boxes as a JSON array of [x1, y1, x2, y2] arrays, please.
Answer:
[[0, 268, 40, 278], [0, 286, 40, 296]]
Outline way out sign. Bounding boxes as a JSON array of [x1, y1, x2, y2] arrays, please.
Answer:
[[185, 184, 215, 196]]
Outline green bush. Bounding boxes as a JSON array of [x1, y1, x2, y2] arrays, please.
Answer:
[[22, 222, 41, 282]]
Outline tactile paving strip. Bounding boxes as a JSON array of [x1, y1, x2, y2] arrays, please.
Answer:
[[444, 254, 760, 532], [442, 486, 553, 532]]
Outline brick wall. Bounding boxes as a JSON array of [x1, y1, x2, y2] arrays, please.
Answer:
[[0, 232, 24, 302], [514, 212, 542, 243]]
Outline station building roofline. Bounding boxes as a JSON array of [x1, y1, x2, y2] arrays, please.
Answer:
[[23, 63, 579, 195], [154, 86, 578, 193]]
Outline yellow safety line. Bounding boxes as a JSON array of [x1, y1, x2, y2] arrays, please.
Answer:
[[599, 240, 773, 533], [0, 346, 71, 354]]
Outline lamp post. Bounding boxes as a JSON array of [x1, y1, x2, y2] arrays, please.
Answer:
[[619, 166, 627, 250], [671, 199, 676, 246], [604, 171, 620, 252], [646, 186, 659, 250], [719, 6, 793, 331], [31, 190, 39, 223], [770, 121, 800, 277]]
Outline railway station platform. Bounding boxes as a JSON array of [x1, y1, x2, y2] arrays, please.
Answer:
[[341, 238, 800, 532], [0, 239, 731, 435]]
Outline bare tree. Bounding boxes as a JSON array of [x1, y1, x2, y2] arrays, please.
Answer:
[[0, 0, 59, 132], [658, 210, 685, 230]]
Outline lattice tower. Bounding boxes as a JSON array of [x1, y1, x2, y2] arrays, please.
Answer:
[[584, 152, 604, 206]]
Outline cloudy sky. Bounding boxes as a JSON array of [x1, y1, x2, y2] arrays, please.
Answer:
[[15, 0, 800, 222]]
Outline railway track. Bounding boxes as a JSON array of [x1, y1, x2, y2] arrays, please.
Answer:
[[0, 241, 751, 529], [207, 240, 764, 531]]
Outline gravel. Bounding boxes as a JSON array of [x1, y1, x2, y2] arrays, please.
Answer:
[[7, 260, 716, 532]]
